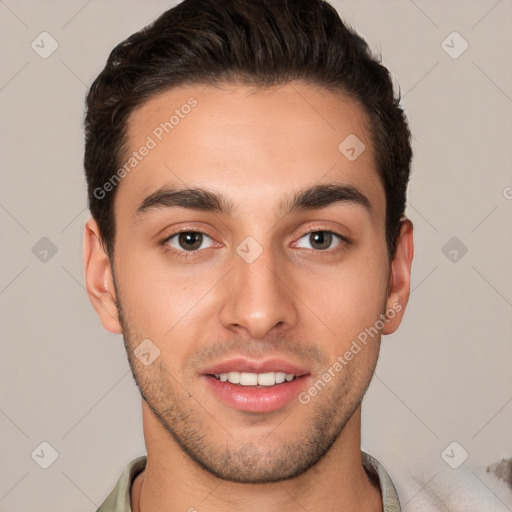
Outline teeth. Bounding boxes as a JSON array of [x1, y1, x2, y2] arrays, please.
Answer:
[[275, 372, 286, 384], [257, 372, 276, 386], [215, 371, 296, 386], [239, 372, 258, 385], [228, 371, 240, 384]]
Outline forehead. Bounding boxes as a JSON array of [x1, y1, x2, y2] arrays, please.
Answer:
[[115, 81, 384, 220]]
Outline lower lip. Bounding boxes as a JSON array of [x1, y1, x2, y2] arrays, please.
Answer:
[[202, 375, 310, 413]]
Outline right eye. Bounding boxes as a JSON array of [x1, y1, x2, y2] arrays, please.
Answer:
[[164, 231, 214, 252]]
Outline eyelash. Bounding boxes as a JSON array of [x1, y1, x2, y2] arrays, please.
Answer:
[[161, 228, 350, 258]]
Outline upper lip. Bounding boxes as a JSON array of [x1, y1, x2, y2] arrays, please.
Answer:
[[201, 357, 310, 377]]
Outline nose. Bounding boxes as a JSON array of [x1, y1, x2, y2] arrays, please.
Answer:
[[219, 246, 299, 339]]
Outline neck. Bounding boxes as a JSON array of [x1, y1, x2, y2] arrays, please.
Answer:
[[132, 400, 382, 512]]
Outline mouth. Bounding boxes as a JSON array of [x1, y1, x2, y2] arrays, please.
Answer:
[[201, 358, 311, 413]]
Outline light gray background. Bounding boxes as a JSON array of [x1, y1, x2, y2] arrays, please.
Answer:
[[1, 0, 511, 510]]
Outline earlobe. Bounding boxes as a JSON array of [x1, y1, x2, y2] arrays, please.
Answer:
[[83, 218, 123, 334], [383, 218, 414, 335]]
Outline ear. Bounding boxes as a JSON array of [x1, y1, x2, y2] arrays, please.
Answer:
[[383, 218, 414, 335], [83, 218, 122, 334]]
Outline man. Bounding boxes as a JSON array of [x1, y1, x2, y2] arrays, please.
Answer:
[[83, 0, 414, 510]]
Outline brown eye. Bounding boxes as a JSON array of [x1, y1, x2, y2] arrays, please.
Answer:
[[178, 232, 203, 250], [309, 232, 332, 250], [165, 231, 212, 251], [295, 231, 343, 251]]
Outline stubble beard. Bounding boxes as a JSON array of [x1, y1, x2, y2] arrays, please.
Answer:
[[115, 293, 377, 484]]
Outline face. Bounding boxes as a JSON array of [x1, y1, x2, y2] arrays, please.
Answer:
[[85, 81, 413, 483]]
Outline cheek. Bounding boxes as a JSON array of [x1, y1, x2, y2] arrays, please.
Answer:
[[299, 249, 389, 341], [114, 249, 220, 342]]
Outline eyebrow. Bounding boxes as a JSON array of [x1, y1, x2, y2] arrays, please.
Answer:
[[136, 182, 371, 219]]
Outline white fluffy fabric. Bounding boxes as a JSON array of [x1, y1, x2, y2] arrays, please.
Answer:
[[386, 457, 512, 511]]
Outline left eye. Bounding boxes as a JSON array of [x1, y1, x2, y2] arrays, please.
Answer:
[[295, 231, 343, 251], [165, 231, 214, 252]]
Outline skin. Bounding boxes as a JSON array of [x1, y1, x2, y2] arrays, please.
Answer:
[[84, 81, 413, 512]]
